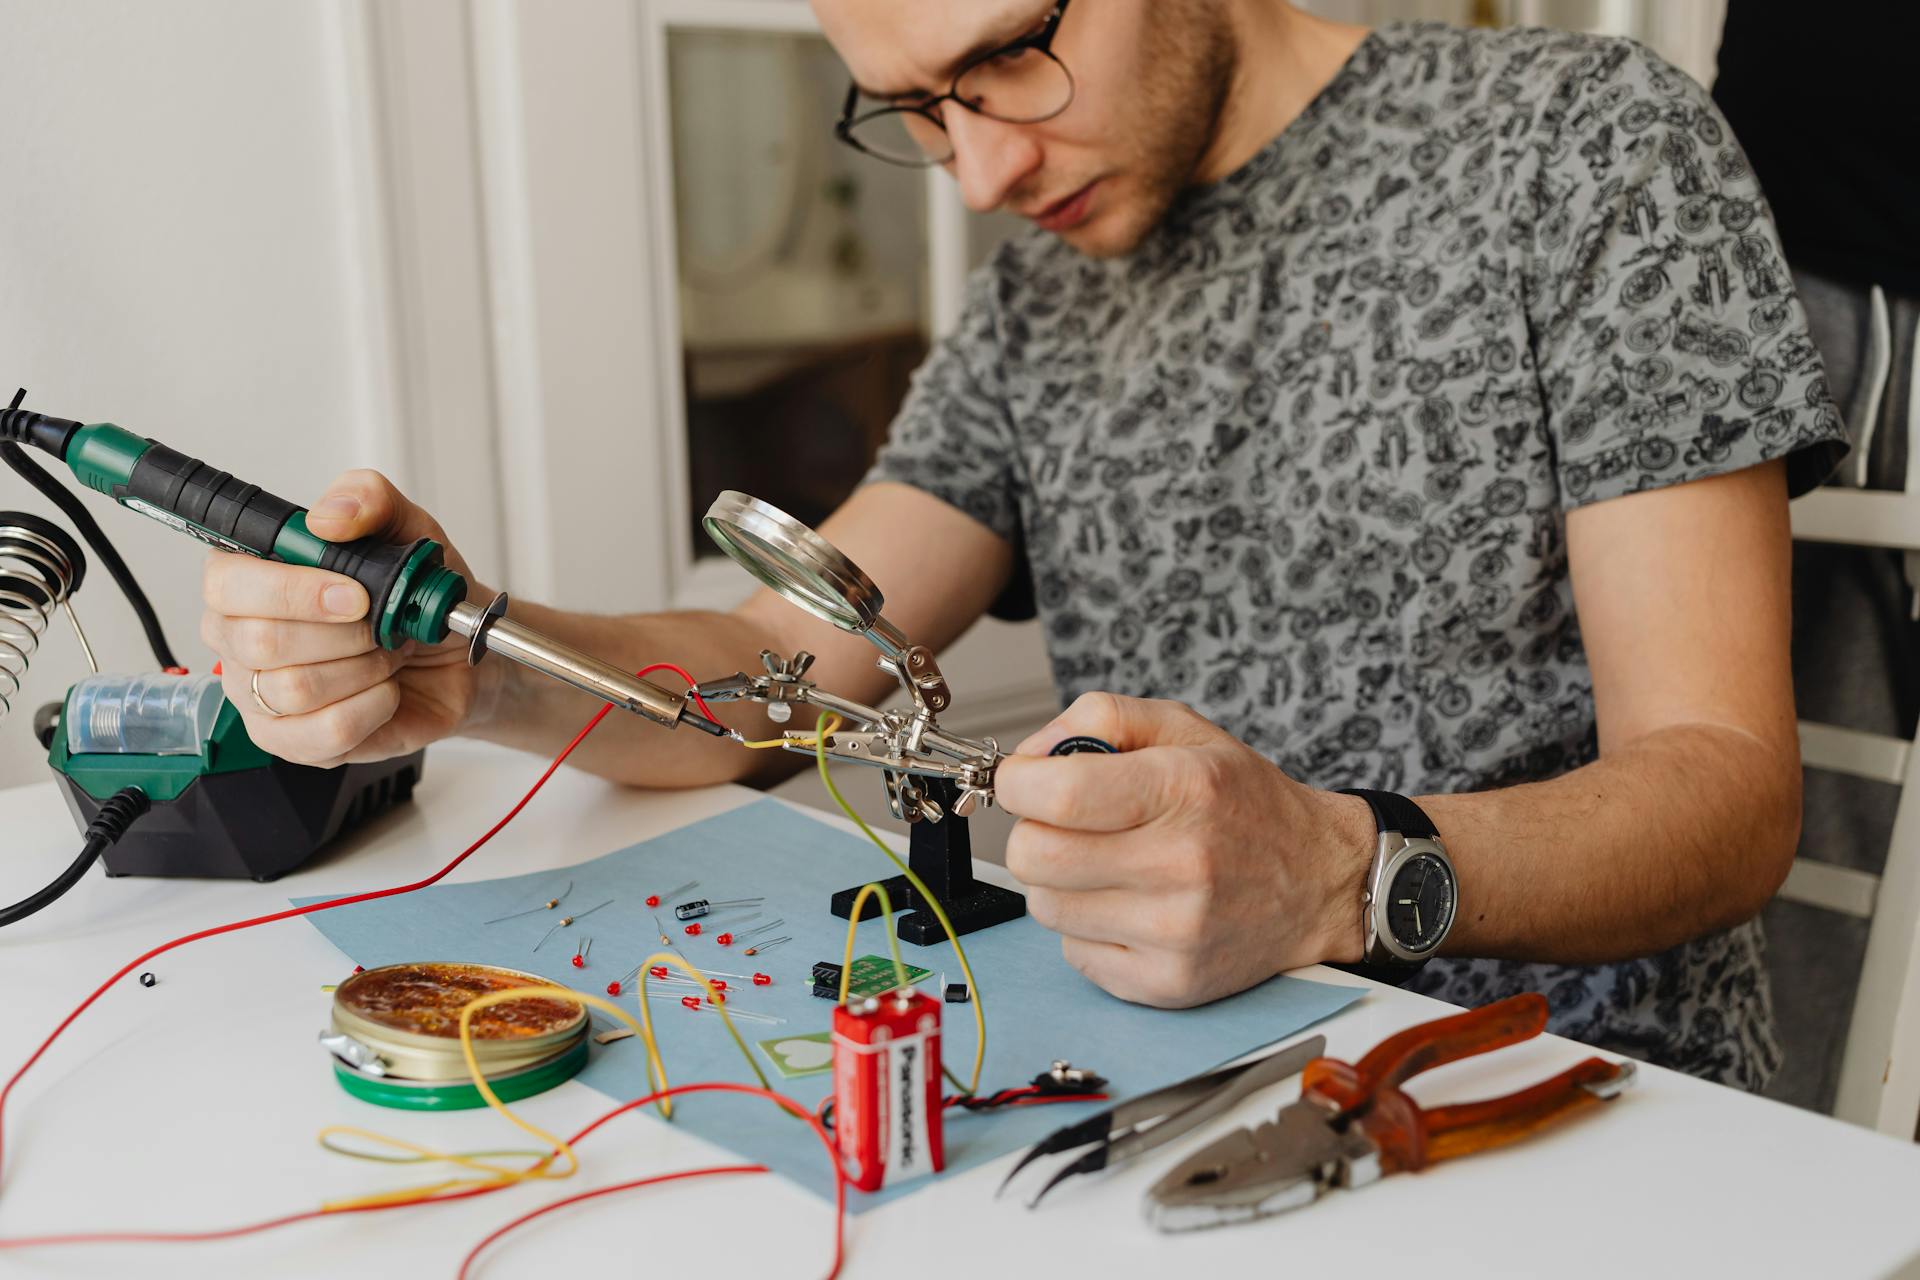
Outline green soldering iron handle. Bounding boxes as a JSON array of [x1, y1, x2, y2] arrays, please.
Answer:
[[61, 422, 468, 649]]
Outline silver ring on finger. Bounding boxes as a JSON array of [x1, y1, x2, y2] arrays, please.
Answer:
[[250, 668, 290, 719]]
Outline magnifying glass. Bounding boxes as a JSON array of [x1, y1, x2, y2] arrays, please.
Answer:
[[702, 491, 915, 663]]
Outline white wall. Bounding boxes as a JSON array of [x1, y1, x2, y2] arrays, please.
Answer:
[[0, 0, 390, 787]]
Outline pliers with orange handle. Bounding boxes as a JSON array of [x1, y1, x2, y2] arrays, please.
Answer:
[[1145, 992, 1636, 1231]]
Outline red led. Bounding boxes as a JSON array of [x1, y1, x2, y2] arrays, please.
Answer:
[[752, 973, 772, 986], [685, 923, 702, 936], [716, 933, 734, 946], [708, 992, 726, 1004], [571, 955, 585, 968], [709, 979, 727, 992], [606, 981, 622, 996], [650, 965, 671, 979], [353, 966, 364, 974], [645, 894, 662, 907], [680, 995, 700, 1010]]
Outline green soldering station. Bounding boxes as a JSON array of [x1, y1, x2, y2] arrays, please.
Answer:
[[0, 389, 729, 926]]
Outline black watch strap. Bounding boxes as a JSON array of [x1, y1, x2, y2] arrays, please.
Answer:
[[1339, 788, 1437, 840], [1330, 960, 1423, 987]]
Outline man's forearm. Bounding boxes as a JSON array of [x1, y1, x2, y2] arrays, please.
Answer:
[[460, 600, 795, 788], [1405, 724, 1801, 964]]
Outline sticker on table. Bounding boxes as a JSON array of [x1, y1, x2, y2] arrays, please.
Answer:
[[760, 1031, 835, 1079]]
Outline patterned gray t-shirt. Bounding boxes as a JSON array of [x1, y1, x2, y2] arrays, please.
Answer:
[[866, 22, 1847, 1089]]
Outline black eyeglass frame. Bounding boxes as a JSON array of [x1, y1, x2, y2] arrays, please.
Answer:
[[833, 0, 1075, 168]]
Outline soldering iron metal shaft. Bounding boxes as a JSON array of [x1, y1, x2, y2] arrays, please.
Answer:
[[446, 599, 726, 735]]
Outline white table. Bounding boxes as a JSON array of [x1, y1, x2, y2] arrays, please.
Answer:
[[3, 738, 1919, 1278]]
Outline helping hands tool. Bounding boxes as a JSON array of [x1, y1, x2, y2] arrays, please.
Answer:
[[1145, 993, 1635, 1232], [1000, 1035, 1325, 1207]]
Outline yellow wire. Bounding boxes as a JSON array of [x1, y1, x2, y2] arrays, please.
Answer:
[[319, 964, 766, 1213], [635, 949, 771, 1120], [321, 987, 638, 1211], [738, 713, 842, 749], [814, 712, 988, 1097], [838, 882, 910, 1002], [318, 1134, 545, 1166]]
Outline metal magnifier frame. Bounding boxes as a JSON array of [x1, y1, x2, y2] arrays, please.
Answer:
[[702, 491, 912, 660]]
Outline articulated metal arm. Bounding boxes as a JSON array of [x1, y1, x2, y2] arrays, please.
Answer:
[[694, 649, 1003, 819]]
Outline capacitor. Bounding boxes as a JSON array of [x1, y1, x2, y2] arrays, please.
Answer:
[[674, 896, 764, 921]]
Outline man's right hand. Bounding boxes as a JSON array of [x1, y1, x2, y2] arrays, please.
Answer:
[[200, 469, 484, 767]]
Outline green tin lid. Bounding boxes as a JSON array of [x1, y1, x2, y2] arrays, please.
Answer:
[[331, 1032, 589, 1111]]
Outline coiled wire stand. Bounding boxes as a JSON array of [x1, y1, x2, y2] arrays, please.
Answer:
[[0, 511, 95, 723]]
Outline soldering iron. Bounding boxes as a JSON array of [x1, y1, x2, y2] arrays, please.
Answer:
[[0, 396, 731, 737]]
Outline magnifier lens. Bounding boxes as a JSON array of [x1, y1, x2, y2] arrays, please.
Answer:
[[702, 492, 883, 637], [711, 522, 860, 628]]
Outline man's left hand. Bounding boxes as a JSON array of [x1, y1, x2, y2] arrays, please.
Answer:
[[994, 692, 1371, 1007]]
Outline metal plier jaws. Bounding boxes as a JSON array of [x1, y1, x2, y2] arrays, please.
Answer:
[[998, 1033, 1329, 1208], [1145, 993, 1637, 1232]]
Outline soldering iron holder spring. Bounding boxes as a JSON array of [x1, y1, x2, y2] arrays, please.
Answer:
[[0, 511, 94, 722]]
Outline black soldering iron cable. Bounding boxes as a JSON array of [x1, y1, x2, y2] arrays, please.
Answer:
[[0, 788, 150, 929], [0, 441, 180, 670]]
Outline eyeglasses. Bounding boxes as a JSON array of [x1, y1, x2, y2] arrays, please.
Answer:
[[834, 0, 1076, 168]]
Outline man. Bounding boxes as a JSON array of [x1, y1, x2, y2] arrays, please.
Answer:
[[202, 1, 1845, 1089]]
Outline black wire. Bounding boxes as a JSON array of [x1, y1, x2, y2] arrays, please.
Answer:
[[0, 787, 150, 928], [0, 441, 179, 669]]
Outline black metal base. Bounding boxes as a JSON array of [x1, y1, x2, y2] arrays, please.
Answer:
[[829, 777, 1025, 945]]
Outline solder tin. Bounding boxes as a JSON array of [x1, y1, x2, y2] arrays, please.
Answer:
[[327, 961, 590, 1092]]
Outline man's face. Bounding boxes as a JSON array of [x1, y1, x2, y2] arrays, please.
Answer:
[[814, 0, 1234, 258]]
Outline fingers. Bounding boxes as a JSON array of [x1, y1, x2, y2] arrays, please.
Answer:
[[243, 650, 407, 718], [1005, 818, 1161, 891], [221, 666, 402, 765], [304, 469, 443, 544], [1013, 690, 1218, 756], [201, 609, 376, 669], [204, 551, 367, 624], [1061, 936, 1206, 1009], [994, 747, 1189, 831]]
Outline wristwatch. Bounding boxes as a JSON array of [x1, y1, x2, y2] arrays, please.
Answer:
[[1338, 789, 1458, 984]]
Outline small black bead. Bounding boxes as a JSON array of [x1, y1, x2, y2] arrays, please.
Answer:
[[138, 972, 157, 988]]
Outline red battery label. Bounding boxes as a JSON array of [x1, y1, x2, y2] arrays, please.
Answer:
[[832, 990, 944, 1192]]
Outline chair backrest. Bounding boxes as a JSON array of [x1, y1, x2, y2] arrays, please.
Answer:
[[1785, 490, 1920, 1136]]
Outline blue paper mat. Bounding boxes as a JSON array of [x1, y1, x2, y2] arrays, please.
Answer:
[[298, 798, 1363, 1210]]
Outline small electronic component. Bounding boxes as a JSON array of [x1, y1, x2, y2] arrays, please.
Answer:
[[833, 989, 945, 1191], [674, 896, 764, 921], [645, 880, 698, 909], [811, 955, 931, 1000], [571, 937, 591, 969], [743, 935, 790, 956], [533, 899, 613, 952], [483, 880, 573, 925], [944, 980, 970, 1004], [138, 971, 157, 988]]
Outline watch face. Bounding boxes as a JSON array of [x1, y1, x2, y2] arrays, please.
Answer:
[[1384, 852, 1454, 954]]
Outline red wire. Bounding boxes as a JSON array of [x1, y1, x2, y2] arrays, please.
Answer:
[[454, 1168, 764, 1278], [0, 659, 718, 1186], [0, 1082, 847, 1280], [637, 661, 716, 721]]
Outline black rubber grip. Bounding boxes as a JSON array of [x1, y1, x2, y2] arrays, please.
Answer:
[[126, 442, 300, 556], [317, 533, 432, 627], [1339, 788, 1439, 840]]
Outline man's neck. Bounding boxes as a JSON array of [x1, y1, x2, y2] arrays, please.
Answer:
[[1191, 4, 1371, 186]]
